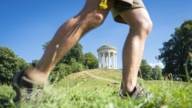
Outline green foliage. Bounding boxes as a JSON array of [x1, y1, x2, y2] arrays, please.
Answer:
[[0, 85, 15, 108], [31, 59, 39, 66], [83, 52, 98, 69], [60, 43, 84, 64], [70, 59, 84, 73], [139, 60, 163, 80], [49, 64, 72, 83], [140, 60, 153, 80], [42, 42, 86, 82], [184, 56, 192, 82], [49, 61, 85, 83], [49, 59, 85, 83], [0, 47, 28, 84], [152, 66, 163, 80], [158, 20, 192, 81]]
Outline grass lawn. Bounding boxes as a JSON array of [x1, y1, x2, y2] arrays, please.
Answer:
[[0, 69, 192, 108]]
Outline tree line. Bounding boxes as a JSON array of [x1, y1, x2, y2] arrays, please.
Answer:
[[0, 43, 98, 84]]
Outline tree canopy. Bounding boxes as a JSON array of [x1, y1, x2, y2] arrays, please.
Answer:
[[140, 59, 153, 80], [139, 59, 163, 80], [0, 47, 28, 84], [158, 20, 192, 81], [83, 52, 98, 69], [60, 43, 84, 64]]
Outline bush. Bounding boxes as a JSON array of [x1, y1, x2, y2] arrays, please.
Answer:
[[49, 61, 85, 83], [71, 62, 84, 73], [0, 47, 28, 84], [49, 64, 72, 83]]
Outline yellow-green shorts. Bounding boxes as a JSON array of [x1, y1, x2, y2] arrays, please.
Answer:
[[111, 0, 145, 24]]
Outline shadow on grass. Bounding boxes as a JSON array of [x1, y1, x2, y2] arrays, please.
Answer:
[[0, 95, 15, 108]]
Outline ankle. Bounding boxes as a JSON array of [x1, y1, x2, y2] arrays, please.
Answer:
[[25, 68, 49, 85], [122, 82, 137, 93]]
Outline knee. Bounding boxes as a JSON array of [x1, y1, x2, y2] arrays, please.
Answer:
[[82, 12, 105, 29], [141, 19, 153, 35], [131, 18, 153, 37]]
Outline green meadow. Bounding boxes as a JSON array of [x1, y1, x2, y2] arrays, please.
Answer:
[[0, 69, 192, 108]]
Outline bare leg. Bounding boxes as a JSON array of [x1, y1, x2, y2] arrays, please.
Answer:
[[120, 8, 153, 93], [24, 0, 111, 84]]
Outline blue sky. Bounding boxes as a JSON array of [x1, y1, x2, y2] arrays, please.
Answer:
[[0, 0, 192, 68]]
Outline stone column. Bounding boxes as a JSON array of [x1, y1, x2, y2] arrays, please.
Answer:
[[105, 52, 109, 68], [105, 52, 107, 68], [114, 53, 116, 69], [98, 53, 100, 68], [112, 53, 114, 68], [101, 53, 103, 68], [100, 53, 102, 68], [115, 53, 117, 68], [102, 52, 104, 68], [109, 52, 111, 68], [110, 52, 112, 68]]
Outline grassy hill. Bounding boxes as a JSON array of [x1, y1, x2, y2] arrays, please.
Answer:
[[0, 69, 192, 108]]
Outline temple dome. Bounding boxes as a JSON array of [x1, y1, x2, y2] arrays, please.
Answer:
[[97, 45, 116, 52]]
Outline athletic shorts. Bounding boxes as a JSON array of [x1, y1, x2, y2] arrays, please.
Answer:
[[111, 0, 145, 24]]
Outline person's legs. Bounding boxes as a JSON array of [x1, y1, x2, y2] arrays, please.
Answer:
[[120, 8, 153, 93], [23, 0, 111, 84]]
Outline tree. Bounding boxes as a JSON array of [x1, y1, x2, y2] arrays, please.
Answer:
[[83, 52, 98, 69], [58, 43, 84, 64], [183, 52, 192, 82], [140, 59, 153, 80], [43, 42, 84, 64], [152, 66, 163, 80], [0, 47, 28, 84], [158, 20, 192, 81]]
